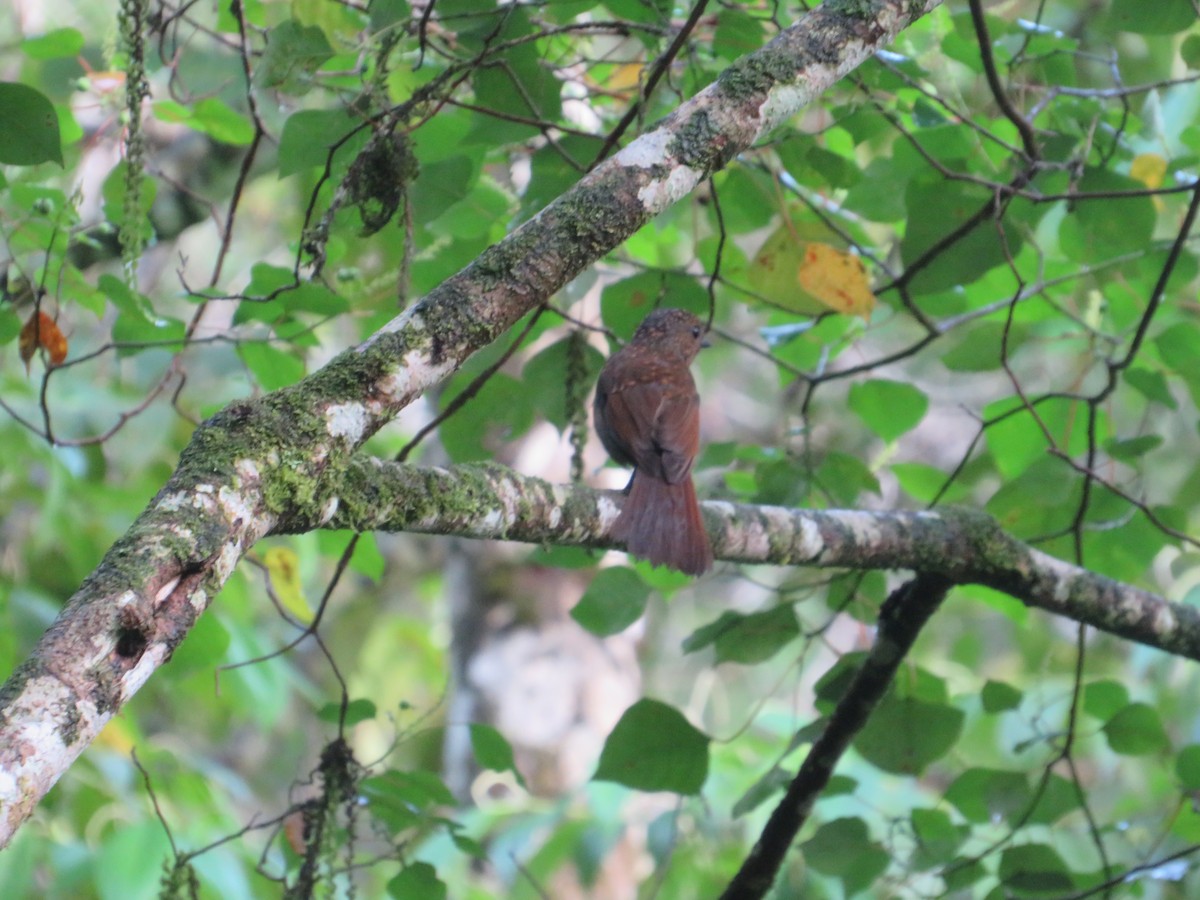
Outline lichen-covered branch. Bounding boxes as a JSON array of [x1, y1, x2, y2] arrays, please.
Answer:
[[319, 460, 1200, 662], [0, 0, 941, 848]]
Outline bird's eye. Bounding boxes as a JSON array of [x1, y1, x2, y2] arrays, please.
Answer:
[[692, 326, 701, 339]]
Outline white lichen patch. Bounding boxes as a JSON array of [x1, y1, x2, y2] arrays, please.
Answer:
[[319, 496, 339, 524], [756, 82, 814, 139], [325, 402, 367, 441], [235, 458, 262, 483], [189, 588, 209, 613], [155, 491, 190, 512], [376, 354, 457, 407], [217, 487, 256, 528], [596, 494, 623, 527], [480, 508, 504, 533], [154, 576, 181, 606], [121, 643, 169, 697], [613, 129, 674, 169], [835, 509, 885, 546], [794, 515, 824, 562], [637, 164, 702, 212], [115, 590, 142, 609], [370, 305, 425, 340]]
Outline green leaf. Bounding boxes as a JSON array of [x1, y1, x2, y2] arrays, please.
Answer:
[[98, 273, 151, 320], [281, 282, 349, 315], [910, 808, 967, 870], [278, 109, 362, 176], [731, 766, 791, 818], [1176, 744, 1200, 789], [112, 313, 186, 350], [981, 680, 1022, 713], [812, 652, 868, 714], [1109, 0, 1196, 34], [571, 567, 649, 637], [1183, 34, 1200, 69], [1083, 679, 1130, 720], [1155, 322, 1200, 408], [470, 724, 526, 787], [317, 698, 377, 725], [1103, 702, 1169, 755], [985, 456, 1081, 539], [190, 97, 255, 145], [982, 396, 1048, 480], [855, 695, 964, 774], [715, 605, 799, 664], [239, 342, 305, 392], [21, 28, 85, 60], [956, 583, 1028, 625], [713, 8, 765, 61], [409, 156, 477, 225], [815, 450, 881, 504], [1104, 434, 1162, 461], [258, 20, 334, 90], [682, 605, 800, 664], [370, 0, 410, 33], [800, 818, 889, 894], [891, 462, 951, 504], [594, 699, 709, 794], [522, 336, 604, 430], [101, 162, 157, 235], [96, 822, 173, 899], [751, 457, 810, 506], [941, 320, 1021, 372], [467, 12, 561, 144], [1124, 366, 1177, 409], [945, 768, 1031, 824], [600, 271, 708, 340], [169, 609, 231, 674], [900, 177, 1024, 294], [362, 770, 456, 834], [0, 82, 62, 165], [1059, 168, 1156, 260], [943, 858, 988, 892], [998, 844, 1075, 896], [848, 379, 929, 442], [1027, 773, 1082, 825], [388, 862, 447, 900], [438, 372, 533, 462]]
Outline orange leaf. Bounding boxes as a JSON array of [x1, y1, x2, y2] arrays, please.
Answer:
[[797, 243, 877, 318], [19, 311, 68, 372], [748, 222, 876, 318]]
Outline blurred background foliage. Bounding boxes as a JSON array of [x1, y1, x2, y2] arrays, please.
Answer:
[[2, 0, 1200, 896]]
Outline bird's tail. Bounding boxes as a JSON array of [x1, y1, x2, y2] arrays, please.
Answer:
[[611, 473, 712, 575]]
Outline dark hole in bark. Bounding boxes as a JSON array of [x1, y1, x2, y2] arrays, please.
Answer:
[[115, 627, 147, 659]]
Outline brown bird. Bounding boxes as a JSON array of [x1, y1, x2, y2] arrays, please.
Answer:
[[593, 308, 713, 575]]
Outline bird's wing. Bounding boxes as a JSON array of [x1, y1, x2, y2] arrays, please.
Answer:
[[650, 386, 700, 484]]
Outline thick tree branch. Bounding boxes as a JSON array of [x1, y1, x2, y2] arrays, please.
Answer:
[[0, 0, 941, 848], [313, 461, 1200, 662]]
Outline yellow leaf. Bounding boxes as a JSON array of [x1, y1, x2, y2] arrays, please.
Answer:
[[1131, 153, 1167, 189], [797, 243, 876, 318], [747, 222, 876, 318], [586, 62, 644, 99], [263, 546, 313, 623], [1131, 153, 1168, 211]]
